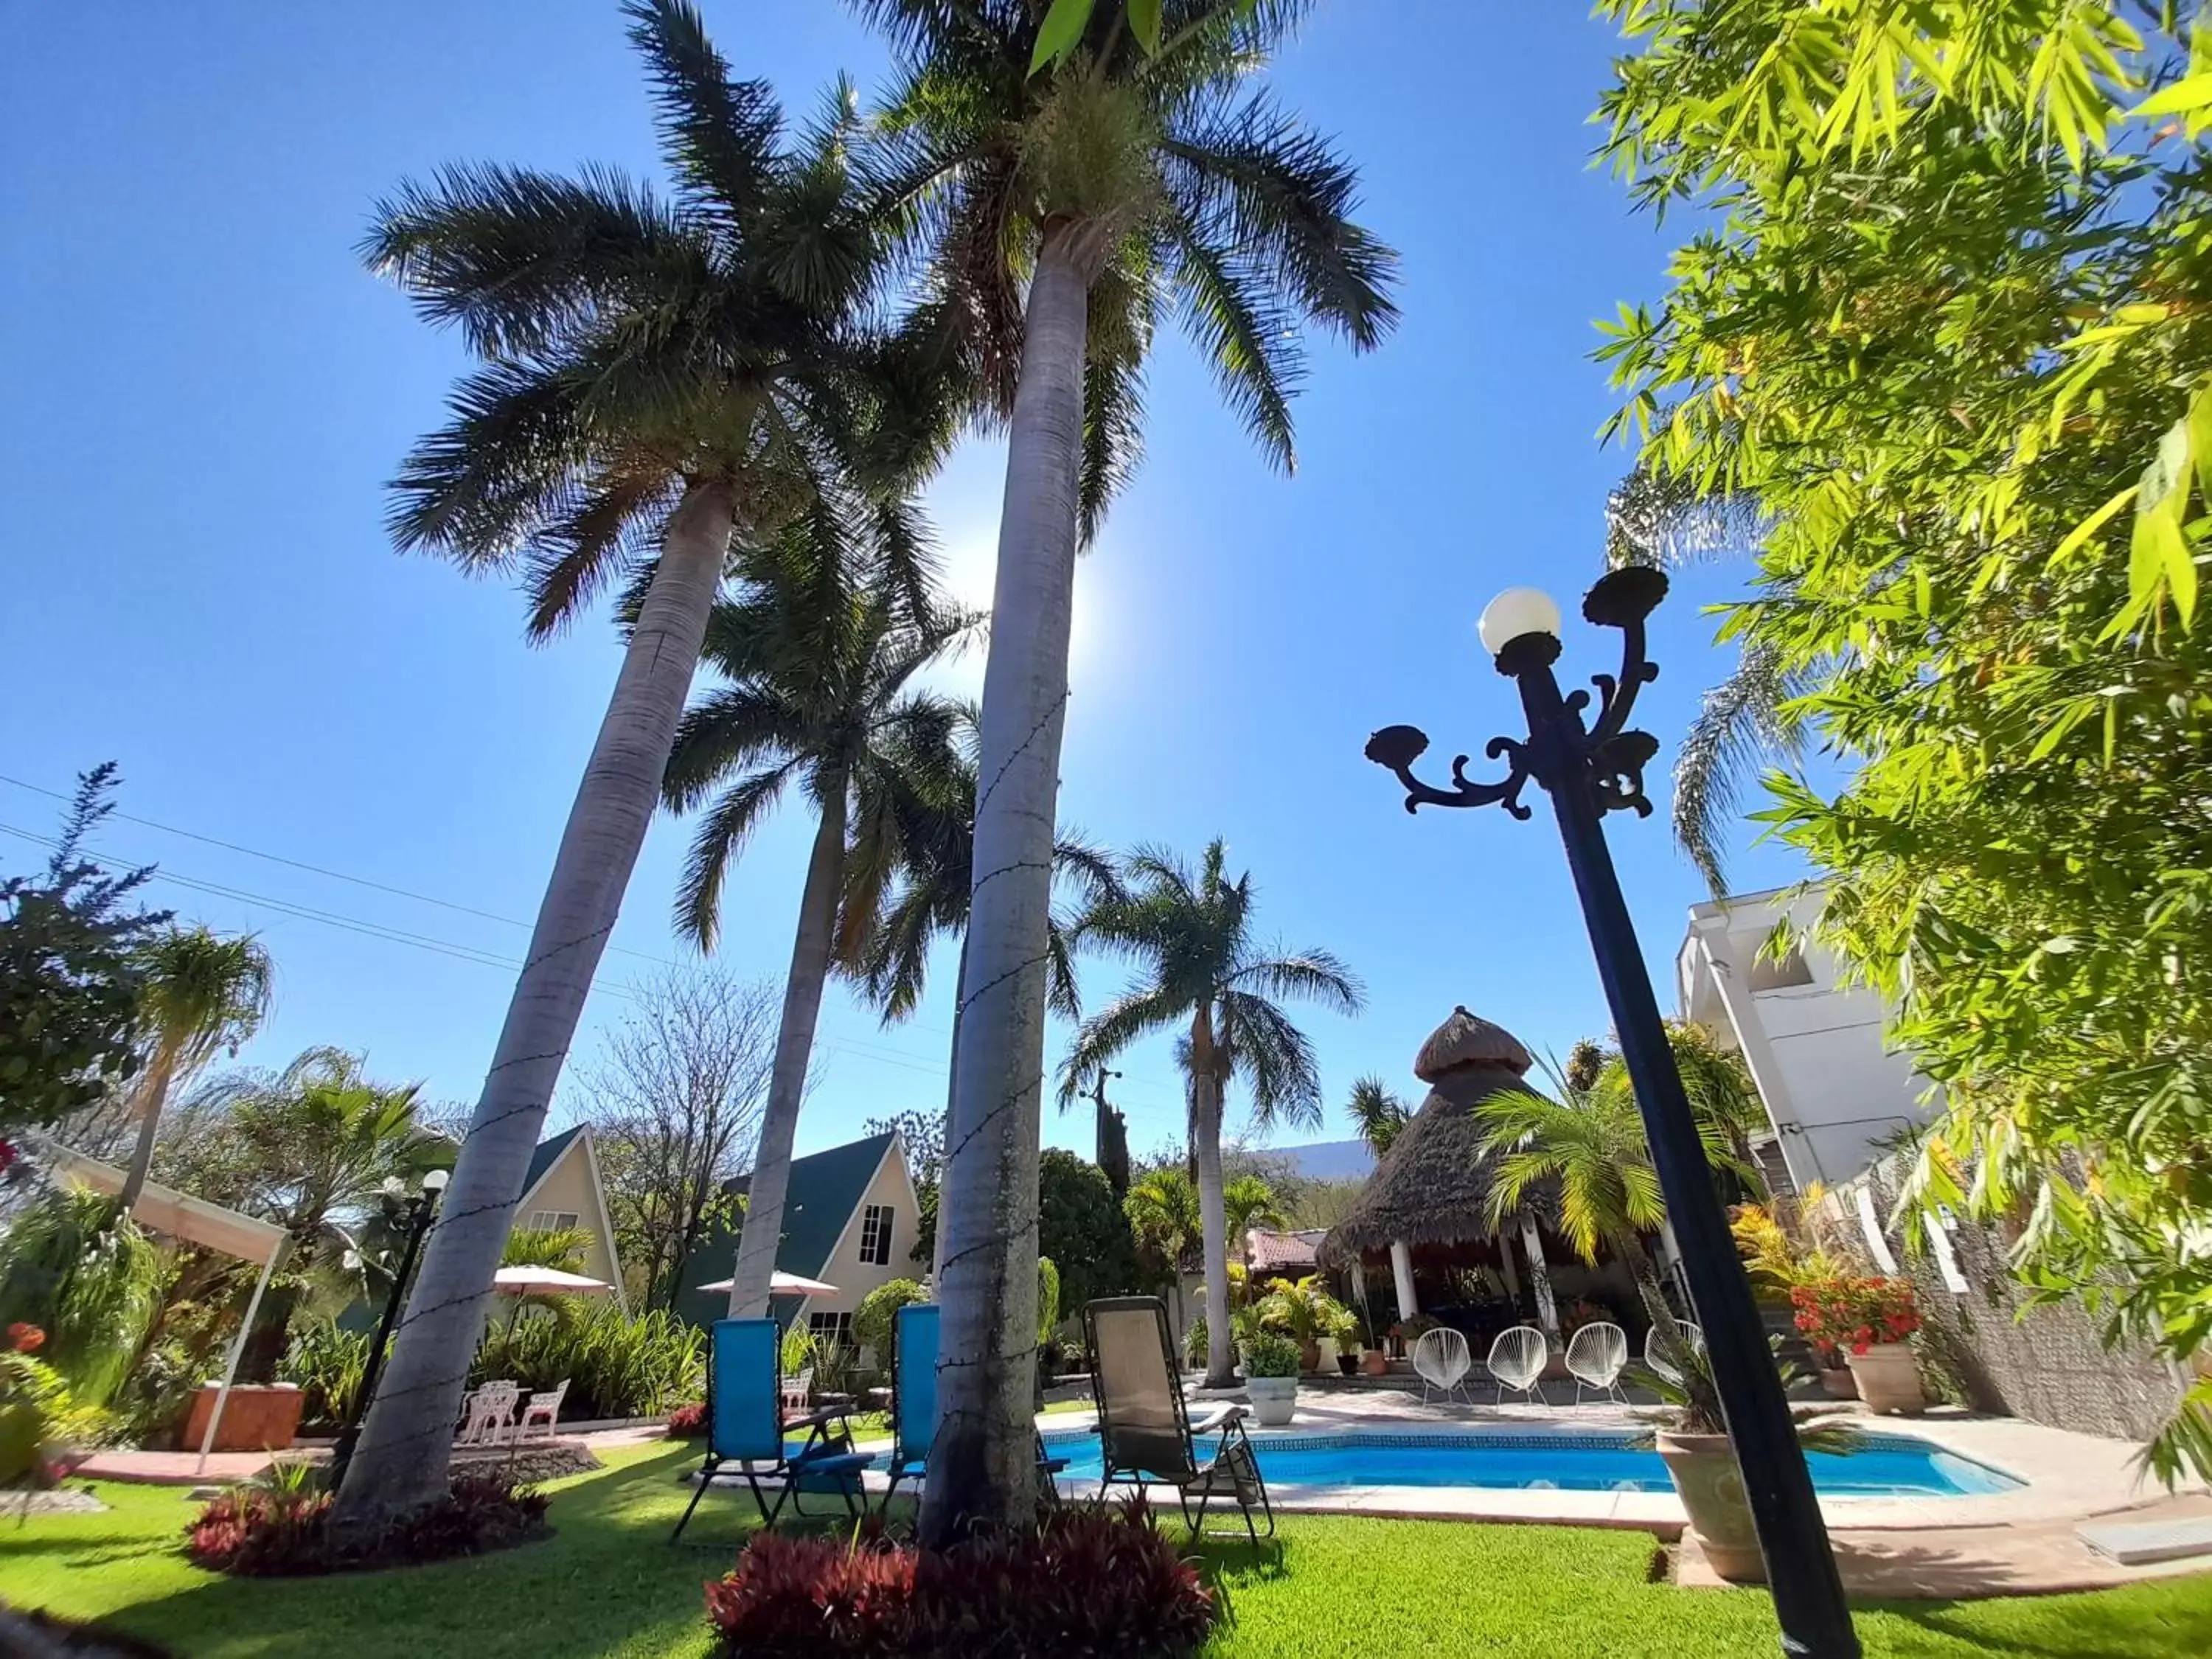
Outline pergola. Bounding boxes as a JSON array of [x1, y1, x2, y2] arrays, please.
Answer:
[[42, 1144, 291, 1475]]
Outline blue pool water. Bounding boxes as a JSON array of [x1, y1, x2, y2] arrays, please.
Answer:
[[1037, 1431, 2020, 1498]]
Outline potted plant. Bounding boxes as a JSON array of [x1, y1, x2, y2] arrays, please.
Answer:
[[1329, 1308, 1361, 1377], [1731, 1204, 1858, 1397], [1790, 1276, 1924, 1413], [1241, 1332, 1302, 1427], [1256, 1276, 1352, 1375], [1357, 1314, 1391, 1377], [1635, 1338, 1855, 1584]]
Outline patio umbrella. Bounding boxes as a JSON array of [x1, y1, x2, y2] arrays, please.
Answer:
[[694, 1270, 841, 1297], [493, 1266, 615, 1295]]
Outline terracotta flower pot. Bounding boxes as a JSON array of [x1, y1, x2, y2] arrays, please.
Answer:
[[1360, 1349, 1390, 1377], [1845, 1343, 1924, 1414], [1656, 1430, 1765, 1583], [1299, 1340, 1322, 1374]]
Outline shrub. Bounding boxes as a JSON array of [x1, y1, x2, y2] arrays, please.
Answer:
[[470, 1301, 700, 1419], [1240, 1332, 1302, 1380], [185, 1472, 549, 1576], [704, 1496, 1216, 1658], [851, 1279, 925, 1371], [667, 1400, 706, 1439], [1183, 1315, 1206, 1369], [0, 1189, 163, 1408], [1, 1339, 106, 1487], [279, 1318, 373, 1433], [1790, 1276, 1921, 1361]]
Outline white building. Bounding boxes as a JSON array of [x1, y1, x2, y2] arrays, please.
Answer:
[[1676, 883, 1936, 1193]]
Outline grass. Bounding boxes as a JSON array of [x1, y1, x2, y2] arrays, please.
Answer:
[[6, 1444, 2210, 1658]]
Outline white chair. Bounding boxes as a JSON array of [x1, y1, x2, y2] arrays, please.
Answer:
[[458, 1380, 521, 1446], [1644, 1321, 1705, 1386], [1485, 1326, 1548, 1407], [779, 1366, 813, 1417], [515, 1378, 569, 1444], [1563, 1321, 1630, 1407], [1411, 1327, 1475, 1408]]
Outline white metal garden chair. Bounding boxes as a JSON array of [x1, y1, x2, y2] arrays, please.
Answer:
[[1411, 1327, 1475, 1408], [515, 1379, 569, 1444], [1485, 1326, 1548, 1407], [779, 1367, 813, 1417], [457, 1380, 520, 1446], [1563, 1321, 1630, 1406], [1644, 1321, 1705, 1385]]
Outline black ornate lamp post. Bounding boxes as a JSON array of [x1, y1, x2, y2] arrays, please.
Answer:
[[330, 1166, 448, 1491], [1365, 567, 1859, 1659]]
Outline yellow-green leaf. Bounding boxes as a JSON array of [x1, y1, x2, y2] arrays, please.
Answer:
[[2051, 483, 2137, 565], [2133, 73, 2212, 118], [1029, 0, 1095, 75], [2191, 380, 2212, 507], [1127, 0, 1162, 54], [2141, 416, 2192, 519]]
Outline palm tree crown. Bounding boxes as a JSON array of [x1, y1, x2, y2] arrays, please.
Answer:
[[119, 925, 274, 1210], [661, 532, 973, 950], [1060, 838, 1361, 1385], [1343, 1074, 1409, 1161], [863, 0, 1399, 524], [365, 0, 940, 633]]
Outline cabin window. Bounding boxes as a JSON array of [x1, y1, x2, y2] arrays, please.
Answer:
[[858, 1203, 894, 1267]]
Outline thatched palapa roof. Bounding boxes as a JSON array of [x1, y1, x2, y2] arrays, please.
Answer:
[[1318, 1006, 1542, 1270]]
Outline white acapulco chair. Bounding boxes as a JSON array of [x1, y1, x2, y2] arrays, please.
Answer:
[[1411, 1327, 1475, 1408], [1563, 1321, 1630, 1407], [1644, 1321, 1705, 1386], [1485, 1326, 1549, 1408]]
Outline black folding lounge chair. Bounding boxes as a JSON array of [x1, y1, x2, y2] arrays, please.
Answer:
[[1082, 1295, 1274, 1541]]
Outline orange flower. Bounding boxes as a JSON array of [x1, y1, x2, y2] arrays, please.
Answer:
[[7, 1322, 44, 1353]]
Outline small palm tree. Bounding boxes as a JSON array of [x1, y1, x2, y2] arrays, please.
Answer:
[[1221, 1172, 1284, 1278], [1060, 840, 1362, 1388], [500, 1228, 591, 1273], [662, 538, 969, 1317], [859, 0, 1399, 1539], [337, 0, 941, 1526], [1124, 1164, 1202, 1344], [1572, 1024, 1771, 1200], [1476, 1070, 1751, 1356], [117, 926, 273, 1210], [1344, 1074, 1411, 1162]]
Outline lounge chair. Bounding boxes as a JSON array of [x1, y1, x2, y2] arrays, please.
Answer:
[[1411, 1327, 1475, 1407], [669, 1318, 874, 1540], [1644, 1320, 1705, 1385], [877, 1301, 1068, 1514], [1563, 1322, 1630, 1407], [1083, 1296, 1273, 1542], [1485, 1326, 1548, 1406]]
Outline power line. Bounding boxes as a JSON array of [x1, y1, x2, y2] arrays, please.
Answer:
[[0, 771, 678, 969]]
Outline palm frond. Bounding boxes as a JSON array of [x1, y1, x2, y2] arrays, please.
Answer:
[[1672, 638, 1810, 897], [1217, 988, 1324, 1130], [673, 765, 796, 947], [1227, 947, 1364, 1016], [623, 0, 784, 223], [1166, 228, 1301, 470], [1057, 982, 1189, 1106]]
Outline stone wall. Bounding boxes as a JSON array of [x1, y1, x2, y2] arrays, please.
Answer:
[[1806, 1154, 2180, 1443]]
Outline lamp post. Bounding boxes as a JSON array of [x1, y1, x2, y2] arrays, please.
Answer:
[[1364, 567, 1859, 1659], [330, 1166, 448, 1492]]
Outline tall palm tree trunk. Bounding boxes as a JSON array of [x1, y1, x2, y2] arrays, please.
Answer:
[[926, 929, 970, 1288], [1190, 1050, 1236, 1390], [726, 786, 848, 1317], [116, 1034, 183, 1211], [922, 226, 1094, 1548], [332, 482, 734, 1529]]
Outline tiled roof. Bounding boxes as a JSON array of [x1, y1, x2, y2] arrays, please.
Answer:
[[1247, 1228, 1327, 1273]]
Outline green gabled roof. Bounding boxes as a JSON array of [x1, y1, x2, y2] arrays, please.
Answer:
[[673, 1130, 897, 1329], [521, 1124, 585, 1201]]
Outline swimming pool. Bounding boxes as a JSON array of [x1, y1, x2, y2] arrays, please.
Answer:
[[1037, 1430, 2020, 1498]]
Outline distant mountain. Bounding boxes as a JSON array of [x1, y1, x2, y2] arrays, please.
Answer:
[[1267, 1138, 1375, 1181]]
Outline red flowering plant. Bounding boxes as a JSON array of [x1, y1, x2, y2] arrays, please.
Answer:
[[8, 1324, 44, 1354], [1790, 1276, 1921, 1360]]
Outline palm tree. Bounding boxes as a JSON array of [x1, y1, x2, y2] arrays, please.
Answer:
[[1343, 1074, 1410, 1162], [332, 1, 943, 1527], [1475, 1069, 1752, 1357], [1060, 840, 1362, 1391], [117, 926, 273, 1210], [844, 707, 1123, 1279], [209, 1047, 451, 1373], [855, 0, 1398, 1540], [1222, 1172, 1283, 1277], [1572, 1023, 1772, 1200], [662, 538, 970, 1317], [1124, 1164, 1201, 1345]]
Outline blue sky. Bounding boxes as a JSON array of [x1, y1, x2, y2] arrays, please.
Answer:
[[1, 2, 1809, 1165]]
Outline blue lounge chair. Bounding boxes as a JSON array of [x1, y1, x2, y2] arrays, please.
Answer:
[[877, 1301, 1068, 1514], [669, 1318, 874, 1540]]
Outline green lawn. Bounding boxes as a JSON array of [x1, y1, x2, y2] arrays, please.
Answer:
[[7, 1443, 2209, 1658]]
